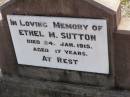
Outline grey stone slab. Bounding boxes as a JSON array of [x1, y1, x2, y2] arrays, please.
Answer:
[[0, 0, 121, 88], [0, 76, 130, 97]]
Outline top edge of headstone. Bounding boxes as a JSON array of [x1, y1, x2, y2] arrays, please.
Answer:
[[0, 0, 121, 14], [0, 0, 10, 7], [86, 0, 121, 12]]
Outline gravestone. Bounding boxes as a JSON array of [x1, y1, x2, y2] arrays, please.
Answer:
[[2, 0, 130, 97], [0, 0, 121, 87]]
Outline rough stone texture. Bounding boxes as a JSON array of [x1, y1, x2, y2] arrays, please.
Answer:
[[0, 19, 4, 68], [115, 33, 130, 89], [0, 0, 121, 88], [0, 76, 130, 97], [0, 18, 17, 74], [114, 18, 130, 89]]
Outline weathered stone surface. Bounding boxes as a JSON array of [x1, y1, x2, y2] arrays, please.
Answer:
[[0, 76, 130, 97], [115, 17, 130, 89], [0, 0, 121, 88], [0, 15, 4, 69], [0, 19, 17, 74]]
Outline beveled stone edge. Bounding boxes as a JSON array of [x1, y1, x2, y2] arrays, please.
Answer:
[[0, 0, 15, 11], [94, 0, 120, 12], [85, 0, 121, 14], [0, 0, 10, 7]]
